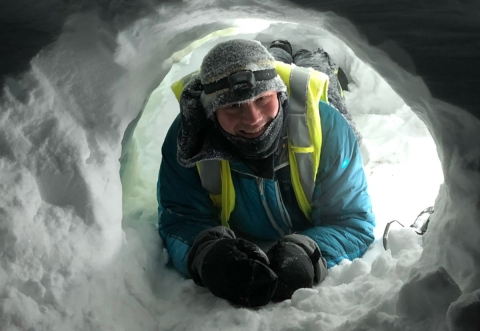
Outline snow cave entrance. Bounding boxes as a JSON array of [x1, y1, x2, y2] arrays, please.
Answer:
[[119, 20, 444, 261]]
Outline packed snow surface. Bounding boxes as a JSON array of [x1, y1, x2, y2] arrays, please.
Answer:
[[1, 2, 480, 331]]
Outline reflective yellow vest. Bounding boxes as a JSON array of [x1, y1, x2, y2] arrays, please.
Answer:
[[171, 62, 329, 227]]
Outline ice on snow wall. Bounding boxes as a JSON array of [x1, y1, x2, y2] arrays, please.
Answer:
[[1, 0, 479, 330]]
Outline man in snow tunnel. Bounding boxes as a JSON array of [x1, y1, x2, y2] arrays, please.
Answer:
[[157, 39, 375, 307]]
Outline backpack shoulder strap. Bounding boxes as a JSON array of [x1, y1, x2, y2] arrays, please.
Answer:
[[196, 160, 234, 228], [286, 65, 329, 220]]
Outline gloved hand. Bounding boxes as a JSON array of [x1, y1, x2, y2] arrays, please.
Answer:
[[177, 76, 211, 166], [283, 234, 328, 284], [266, 234, 327, 302], [188, 226, 278, 307]]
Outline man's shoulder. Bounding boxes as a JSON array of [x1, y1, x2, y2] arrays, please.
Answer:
[[319, 101, 354, 134], [165, 114, 182, 137], [162, 114, 182, 154], [317, 101, 359, 156], [319, 101, 342, 121]]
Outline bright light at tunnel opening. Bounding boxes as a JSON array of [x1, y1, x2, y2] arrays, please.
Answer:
[[165, 19, 273, 65]]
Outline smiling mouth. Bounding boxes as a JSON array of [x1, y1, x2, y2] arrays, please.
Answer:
[[240, 125, 266, 137]]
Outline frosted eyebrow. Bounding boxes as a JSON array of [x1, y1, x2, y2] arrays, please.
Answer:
[[255, 92, 275, 100]]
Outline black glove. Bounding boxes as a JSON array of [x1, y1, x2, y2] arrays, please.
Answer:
[[266, 234, 327, 302], [188, 226, 278, 307], [283, 234, 327, 284]]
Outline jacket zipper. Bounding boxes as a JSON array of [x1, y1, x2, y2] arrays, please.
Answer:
[[257, 178, 285, 237], [274, 181, 292, 229]]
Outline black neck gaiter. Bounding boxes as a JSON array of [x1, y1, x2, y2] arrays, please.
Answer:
[[217, 97, 285, 160]]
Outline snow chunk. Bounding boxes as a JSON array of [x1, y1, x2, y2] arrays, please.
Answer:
[[447, 289, 480, 331], [397, 266, 461, 320], [387, 227, 422, 258]]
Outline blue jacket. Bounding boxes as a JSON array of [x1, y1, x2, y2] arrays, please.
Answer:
[[158, 101, 375, 277]]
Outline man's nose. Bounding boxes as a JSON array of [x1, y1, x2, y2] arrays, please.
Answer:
[[242, 103, 262, 124]]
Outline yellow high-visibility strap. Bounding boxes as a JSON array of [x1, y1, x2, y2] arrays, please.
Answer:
[[287, 67, 328, 220], [171, 70, 200, 101], [171, 80, 184, 101], [307, 70, 328, 181], [220, 160, 234, 228]]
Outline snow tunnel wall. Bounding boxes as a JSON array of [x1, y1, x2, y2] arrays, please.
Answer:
[[0, 0, 479, 328]]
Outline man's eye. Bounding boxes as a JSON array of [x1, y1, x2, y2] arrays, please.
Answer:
[[223, 104, 241, 113], [256, 95, 270, 103]]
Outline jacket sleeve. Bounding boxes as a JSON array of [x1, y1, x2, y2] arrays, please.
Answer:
[[158, 114, 219, 277], [299, 101, 375, 268]]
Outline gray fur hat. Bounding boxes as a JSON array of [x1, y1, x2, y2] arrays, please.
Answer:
[[200, 39, 287, 118]]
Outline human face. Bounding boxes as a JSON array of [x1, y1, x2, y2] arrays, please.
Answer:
[[215, 91, 279, 139]]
